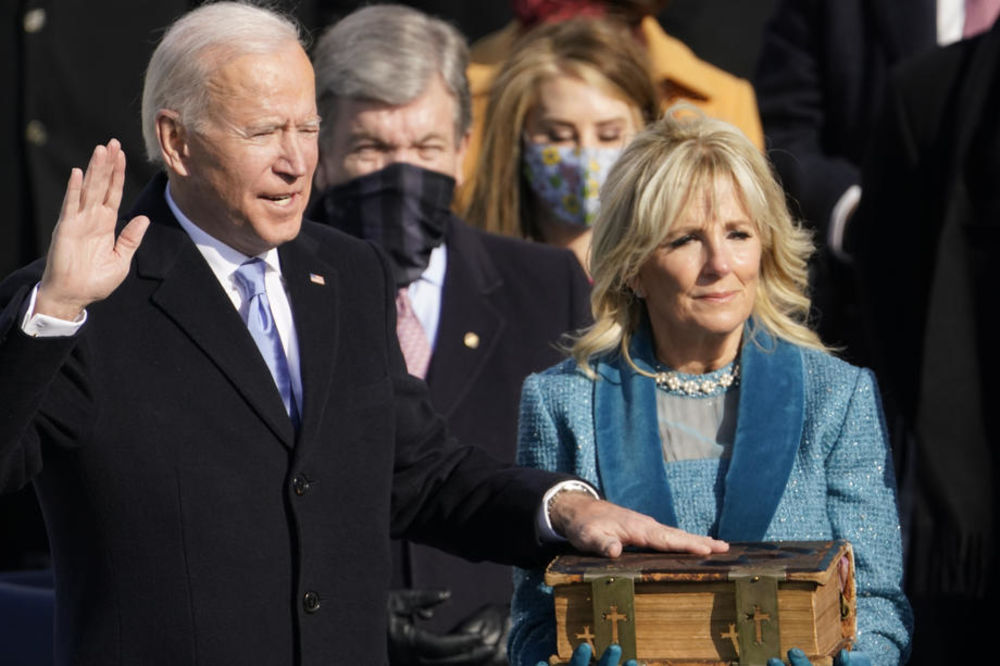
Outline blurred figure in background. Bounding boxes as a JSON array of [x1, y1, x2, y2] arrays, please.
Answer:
[[852, 17, 1000, 663], [465, 0, 764, 187], [309, 6, 592, 664], [754, 0, 998, 362], [462, 18, 658, 268]]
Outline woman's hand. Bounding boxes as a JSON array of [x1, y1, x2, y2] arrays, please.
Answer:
[[536, 642, 638, 666], [767, 648, 871, 666]]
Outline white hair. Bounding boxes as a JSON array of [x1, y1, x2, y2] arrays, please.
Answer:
[[141, 1, 302, 164], [312, 4, 470, 144]]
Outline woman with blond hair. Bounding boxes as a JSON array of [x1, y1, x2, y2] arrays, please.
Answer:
[[510, 110, 912, 666], [461, 17, 658, 268]]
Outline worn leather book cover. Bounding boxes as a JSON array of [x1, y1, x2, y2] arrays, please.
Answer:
[[544, 540, 856, 665]]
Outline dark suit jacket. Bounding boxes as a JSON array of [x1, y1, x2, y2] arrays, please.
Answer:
[[0, 174, 567, 665], [755, 0, 938, 235], [396, 219, 591, 632], [754, 0, 938, 360], [852, 24, 1000, 661]]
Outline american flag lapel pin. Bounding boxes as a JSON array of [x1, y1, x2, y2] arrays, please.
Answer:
[[309, 273, 326, 286]]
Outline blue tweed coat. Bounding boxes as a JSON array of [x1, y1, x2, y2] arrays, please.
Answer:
[[510, 330, 913, 666]]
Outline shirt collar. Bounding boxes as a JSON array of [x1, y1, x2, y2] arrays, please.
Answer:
[[165, 181, 282, 281], [419, 243, 447, 288]]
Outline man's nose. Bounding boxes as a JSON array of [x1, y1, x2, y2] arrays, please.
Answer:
[[277, 132, 313, 178]]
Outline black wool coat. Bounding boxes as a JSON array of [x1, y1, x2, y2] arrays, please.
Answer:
[[0, 174, 567, 665]]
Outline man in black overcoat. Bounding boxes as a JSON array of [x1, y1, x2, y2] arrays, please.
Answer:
[[754, 0, 941, 362], [307, 7, 593, 663], [0, 4, 724, 665], [852, 18, 1000, 663]]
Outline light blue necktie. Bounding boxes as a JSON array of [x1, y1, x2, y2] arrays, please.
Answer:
[[233, 259, 299, 425]]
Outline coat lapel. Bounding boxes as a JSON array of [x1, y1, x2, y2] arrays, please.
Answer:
[[593, 323, 678, 527], [138, 224, 297, 449], [426, 219, 505, 415], [591, 320, 805, 540], [130, 175, 296, 448], [278, 233, 339, 457], [716, 329, 804, 541]]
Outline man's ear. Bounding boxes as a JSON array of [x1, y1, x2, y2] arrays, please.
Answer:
[[453, 130, 471, 187], [156, 110, 190, 176]]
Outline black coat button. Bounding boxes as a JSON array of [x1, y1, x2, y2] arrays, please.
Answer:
[[292, 475, 310, 496], [303, 591, 321, 613]]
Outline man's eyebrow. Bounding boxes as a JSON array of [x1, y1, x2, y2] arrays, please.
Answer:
[[414, 131, 448, 144], [347, 129, 387, 143], [236, 122, 281, 136], [240, 116, 322, 134]]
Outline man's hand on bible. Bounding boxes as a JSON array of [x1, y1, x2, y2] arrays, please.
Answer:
[[547, 491, 729, 558]]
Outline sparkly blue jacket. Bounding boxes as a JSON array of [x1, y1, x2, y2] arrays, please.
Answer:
[[510, 327, 913, 665]]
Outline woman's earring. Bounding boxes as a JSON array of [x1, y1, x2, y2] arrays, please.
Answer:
[[632, 284, 645, 299]]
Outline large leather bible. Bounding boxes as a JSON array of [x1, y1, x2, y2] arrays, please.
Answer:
[[544, 540, 856, 665]]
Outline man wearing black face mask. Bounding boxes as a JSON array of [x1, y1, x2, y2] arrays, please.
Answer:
[[309, 6, 593, 665]]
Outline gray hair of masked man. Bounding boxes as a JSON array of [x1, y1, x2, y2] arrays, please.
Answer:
[[311, 4, 472, 186]]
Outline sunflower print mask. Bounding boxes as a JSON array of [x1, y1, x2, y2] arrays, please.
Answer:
[[521, 140, 622, 228]]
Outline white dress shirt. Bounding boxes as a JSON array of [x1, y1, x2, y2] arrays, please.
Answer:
[[165, 184, 303, 411], [939, 0, 966, 45], [21, 286, 87, 336], [405, 243, 447, 351]]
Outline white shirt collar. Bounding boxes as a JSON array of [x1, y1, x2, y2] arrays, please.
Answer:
[[165, 181, 282, 282], [419, 243, 447, 288]]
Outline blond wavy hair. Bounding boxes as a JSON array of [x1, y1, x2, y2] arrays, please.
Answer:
[[572, 107, 826, 375], [461, 18, 658, 239]]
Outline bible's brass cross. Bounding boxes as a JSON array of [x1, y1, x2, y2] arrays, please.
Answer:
[[602, 604, 629, 644], [720, 622, 740, 655], [575, 625, 596, 651], [747, 604, 771, 644]]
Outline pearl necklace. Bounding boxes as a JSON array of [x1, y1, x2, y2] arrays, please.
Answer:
[[654, 361, 741, 397]]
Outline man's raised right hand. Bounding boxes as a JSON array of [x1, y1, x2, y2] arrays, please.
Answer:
[[35, 139, 149, 320]]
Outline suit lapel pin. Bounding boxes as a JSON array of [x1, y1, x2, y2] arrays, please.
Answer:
[[463, 332, 480, 349], [309, 273, 326, 286]]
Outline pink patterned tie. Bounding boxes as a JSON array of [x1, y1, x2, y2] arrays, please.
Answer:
[[965, 0, 1000, 37], [395, 288, 431, 379]]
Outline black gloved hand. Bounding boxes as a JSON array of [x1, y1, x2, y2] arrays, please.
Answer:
[[449, 603, 511, 666], [387, 589, 495, 666]]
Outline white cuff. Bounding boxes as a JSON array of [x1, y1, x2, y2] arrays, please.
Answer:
[[536, 480, 600, 543], [828, 185, 861, 262], [20, 284, 87, 337]]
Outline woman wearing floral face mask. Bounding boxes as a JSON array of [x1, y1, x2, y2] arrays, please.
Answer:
[[461, 18, 658, 269]]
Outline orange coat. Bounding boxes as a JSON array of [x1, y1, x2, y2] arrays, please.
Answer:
[[461, 17, 764, 194]]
